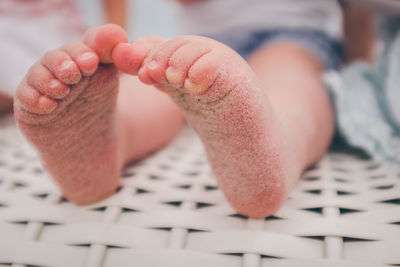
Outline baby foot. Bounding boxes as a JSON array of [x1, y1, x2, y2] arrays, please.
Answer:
[[14, 24, 128, 204], [113, 35, 299, 218]]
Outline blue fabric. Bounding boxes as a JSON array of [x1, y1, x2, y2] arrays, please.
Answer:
[[206, 28, 344, 70], [325, 17, 400, 169]]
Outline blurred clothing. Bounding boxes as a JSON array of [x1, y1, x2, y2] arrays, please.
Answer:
[[0, 0, 85, 96], [206, 28, 344, 70], [346, 0, 400, 14], [326, 17, 400, 169], [179, 0, 343, 39]]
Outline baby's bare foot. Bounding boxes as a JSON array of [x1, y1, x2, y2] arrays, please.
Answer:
[[14, 24, 128, 204], [113, 36, 298, 218]]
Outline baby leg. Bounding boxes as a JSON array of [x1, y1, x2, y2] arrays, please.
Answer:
[[247, 41, 334, 171]]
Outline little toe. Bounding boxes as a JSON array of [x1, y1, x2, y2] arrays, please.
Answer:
[[27, 63, 70, 99], [15, 80, 57, 115], [83, 24, 128, 63], [61, 42, 99, 76], [42, 50, 82, 85]]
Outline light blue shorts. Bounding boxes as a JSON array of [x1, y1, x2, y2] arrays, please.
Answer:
[[206, 28, 344, 70]]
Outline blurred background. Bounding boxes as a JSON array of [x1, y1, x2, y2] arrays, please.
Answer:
[[78, 0, 180, 39]]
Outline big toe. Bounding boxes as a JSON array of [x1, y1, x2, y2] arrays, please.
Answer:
[[112, 35, 166, 75], [83, 24, 128, 63]]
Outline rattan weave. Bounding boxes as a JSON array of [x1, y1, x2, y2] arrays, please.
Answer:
[[0, 115, 399, 267]]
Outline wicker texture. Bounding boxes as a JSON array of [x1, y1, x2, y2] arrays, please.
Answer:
[[0, 115, 399, 267]]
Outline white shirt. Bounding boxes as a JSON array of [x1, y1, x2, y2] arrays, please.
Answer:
[[179, 0, 343, 38]]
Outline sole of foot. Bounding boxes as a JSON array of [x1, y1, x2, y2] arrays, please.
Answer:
[[14, 24, 128, 204], [113, 35, 299, 218]]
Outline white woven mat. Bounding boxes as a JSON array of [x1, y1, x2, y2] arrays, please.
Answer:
[[0, 114, 399, 267]]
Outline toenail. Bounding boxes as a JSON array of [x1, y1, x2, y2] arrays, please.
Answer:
[[79, 52, 96, 61], [38, 96, 57, 113], [166, 67, 183, 84], [138, 67, 145, 77], [147, 60, 158, 70], [59, 60, 75, 70], [184, 78, 205, 95], [48, 79, 61, 89]]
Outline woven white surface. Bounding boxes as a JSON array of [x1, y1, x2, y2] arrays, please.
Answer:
[[0, 114, 399, 267]]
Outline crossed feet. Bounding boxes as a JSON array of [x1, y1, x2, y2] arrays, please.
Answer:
[[14, 24, 301, 218]]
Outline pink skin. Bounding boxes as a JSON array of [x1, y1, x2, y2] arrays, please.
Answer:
[[14, 25, 125, 204], [113, 36, 310, 217], [14, 24, 184, 204], [113, 34, 334, 218], [15, 24, 334, 218]]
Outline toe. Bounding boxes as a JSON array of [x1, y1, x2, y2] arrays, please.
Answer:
[[61, 42, 99, 76], [15, 79, 57, 115], [42, 49, 82, 85], [113, 35, 166, 75], [165, 38, 212, 88], [185, 44, 251, 98], [139, 36, 193, 84], [27, 63, 70, 99], [183, 50, 222, 95], [83, 24, 128, 63]]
